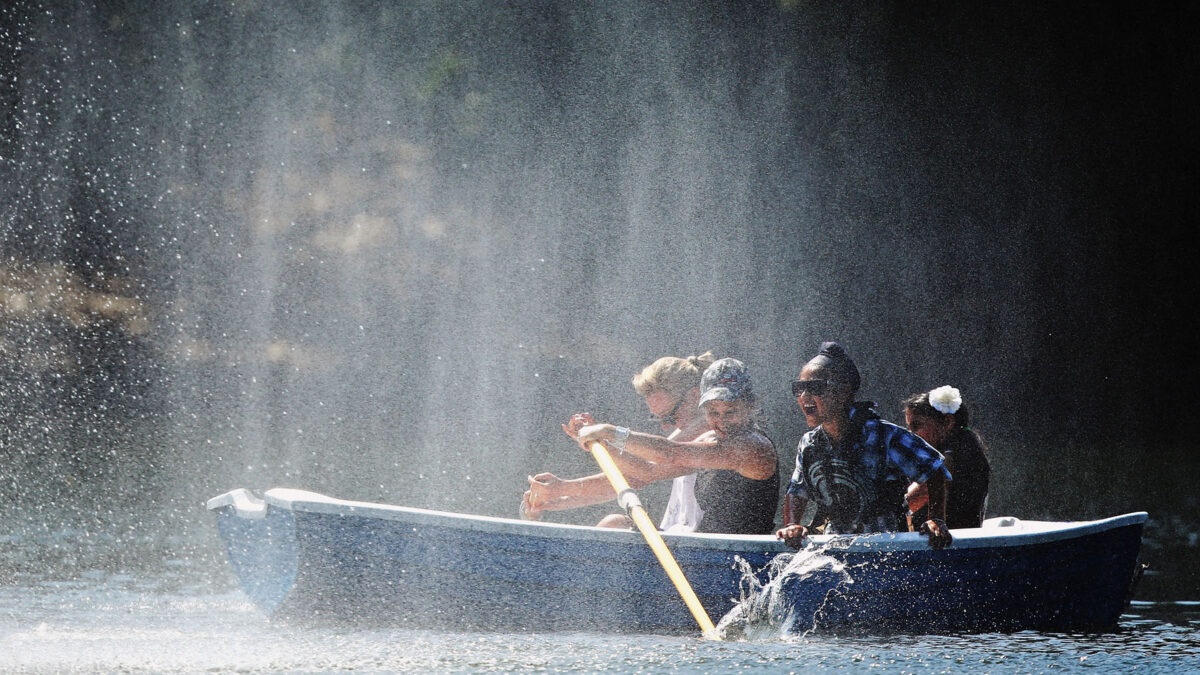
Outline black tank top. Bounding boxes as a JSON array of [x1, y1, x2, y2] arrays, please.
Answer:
[[943, 427, 990, 528], [908, 426, 990, 529], [694, 460, 780, 535]]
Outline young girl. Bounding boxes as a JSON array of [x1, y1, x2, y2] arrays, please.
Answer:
[[903, 386, 991, 529]]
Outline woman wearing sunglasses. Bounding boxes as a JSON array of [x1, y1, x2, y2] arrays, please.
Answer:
[[569, 358, 780, 535], [776, 342, 953, 549], [521, 352, 715, 529]]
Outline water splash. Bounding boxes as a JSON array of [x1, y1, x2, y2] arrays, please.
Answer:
[[715, 547, 852, 640]]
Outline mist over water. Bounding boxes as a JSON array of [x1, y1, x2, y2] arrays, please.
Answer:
[[1, 0, 1197, 613]]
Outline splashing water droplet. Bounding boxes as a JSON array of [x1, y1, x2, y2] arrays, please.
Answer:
[[715, 546, 852, 640]]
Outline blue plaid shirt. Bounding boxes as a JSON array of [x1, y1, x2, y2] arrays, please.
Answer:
[[786, 402, 951, 533]]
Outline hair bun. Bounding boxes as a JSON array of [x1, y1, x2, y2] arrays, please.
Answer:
[[819, 342, 848, 360], [809, 341, 861, 392]]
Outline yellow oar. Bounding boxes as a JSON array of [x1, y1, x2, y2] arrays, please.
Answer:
[[585, 440, 718, 638]]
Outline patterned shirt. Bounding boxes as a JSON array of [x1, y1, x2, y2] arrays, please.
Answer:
[[786, 402, 951, 534]]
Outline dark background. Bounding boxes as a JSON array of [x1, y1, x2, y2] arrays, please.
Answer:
[[1, 1, 1196, 596]]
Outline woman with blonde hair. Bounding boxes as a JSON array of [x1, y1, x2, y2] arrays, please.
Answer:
[[522, 352, 715, 530]]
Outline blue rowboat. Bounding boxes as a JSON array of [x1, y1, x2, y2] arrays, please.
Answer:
[[207, 488, 1146, 634]]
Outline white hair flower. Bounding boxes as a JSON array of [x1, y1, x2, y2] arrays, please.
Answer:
[[929, 385, 962, 415]]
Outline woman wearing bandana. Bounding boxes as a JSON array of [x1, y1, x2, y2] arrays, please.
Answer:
[[571, 358, 780, 535], [776, 342, 954, 549]]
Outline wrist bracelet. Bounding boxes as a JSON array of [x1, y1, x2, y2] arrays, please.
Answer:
[[612, 426, 630, 452]]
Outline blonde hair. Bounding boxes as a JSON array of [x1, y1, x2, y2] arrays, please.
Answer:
[[631, 351, 716, 398]]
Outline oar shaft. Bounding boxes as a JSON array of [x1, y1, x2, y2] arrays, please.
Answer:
[[586, 441, 717, 636]]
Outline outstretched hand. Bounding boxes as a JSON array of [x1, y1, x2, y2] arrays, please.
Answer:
[[919, 518, 953, 550], [561, 413, 596, 441], [574, 423, 617, 451], [521, 472, 563, 520], [519, 489, 543, 521]]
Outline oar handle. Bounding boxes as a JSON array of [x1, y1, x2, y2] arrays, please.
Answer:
[[585, 440, 718, 637]]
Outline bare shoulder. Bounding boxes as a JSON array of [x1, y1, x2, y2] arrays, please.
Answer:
[[725, 430, 777, 479], [727, 429, 774, 453]]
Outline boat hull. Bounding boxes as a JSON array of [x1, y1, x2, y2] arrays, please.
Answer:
[[776, 522, 1145, 633], [208, 488, 1145, 634]]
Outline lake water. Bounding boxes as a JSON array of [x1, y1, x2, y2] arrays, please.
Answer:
[[1, 521, 1198, 674]]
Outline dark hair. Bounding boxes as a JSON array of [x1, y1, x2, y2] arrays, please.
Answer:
[[805, 341, 861, 392], [902, 390, 970, 428]]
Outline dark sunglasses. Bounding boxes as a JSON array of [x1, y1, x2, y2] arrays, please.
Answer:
[[649, 397, 685, 427], [791, 379, 834, 397]]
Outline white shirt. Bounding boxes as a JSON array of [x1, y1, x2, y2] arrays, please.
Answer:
[[659, 473, 703, 532], [657, 426, 703, 532]]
